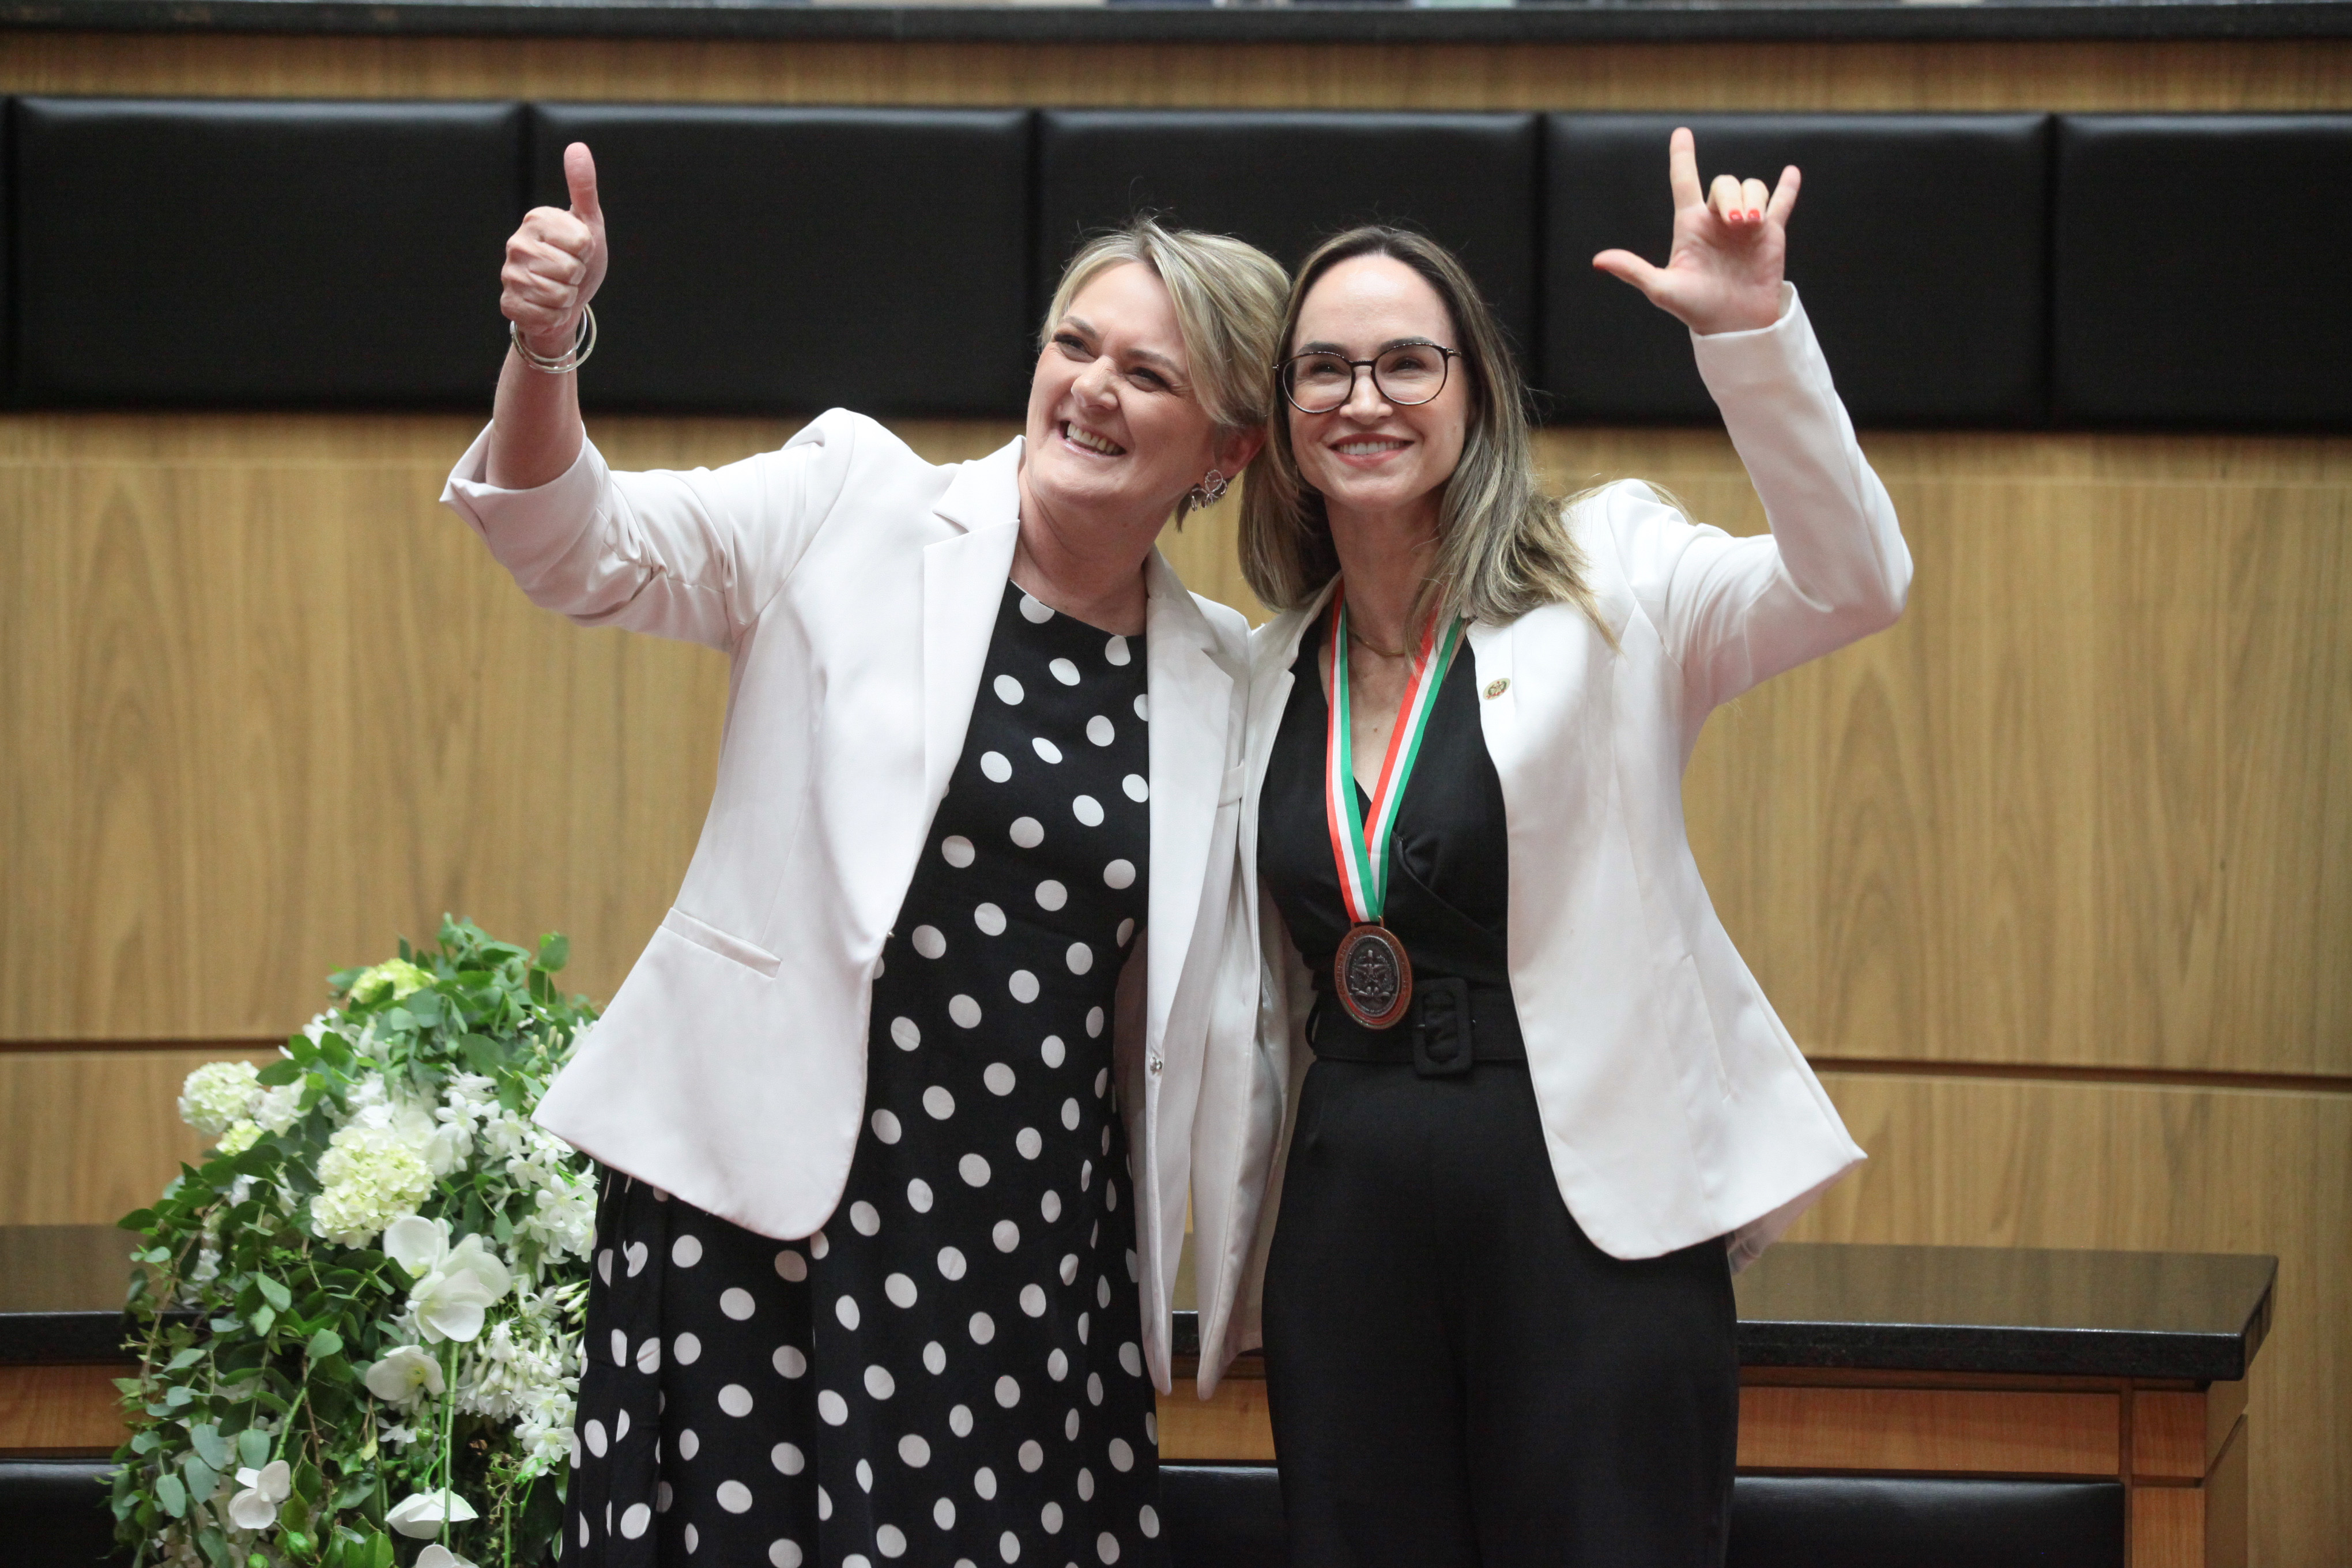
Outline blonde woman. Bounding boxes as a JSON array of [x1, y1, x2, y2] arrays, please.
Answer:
[[1188, 130, 1911, 1565], [448, 143, 1287, 1567]]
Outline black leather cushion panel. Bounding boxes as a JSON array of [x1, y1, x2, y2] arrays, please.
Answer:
[[1039, 112, 1539, 363], [1153, 1464, 2119, 1568], [13, 98, 523, 408], [1731, 1477, 2123, 1568], [1543, 114, 2051, 426], [530, 105, 1032, 419], [0, 1460, 132, 1567], [1159, 1463, 1287, 1568], [2053, 115, 2352, 428]]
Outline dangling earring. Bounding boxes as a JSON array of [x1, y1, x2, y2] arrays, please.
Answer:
[[1186, 469, 1230, 510]]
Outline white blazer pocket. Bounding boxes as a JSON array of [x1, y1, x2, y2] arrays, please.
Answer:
[[660, 906, 782, 978]]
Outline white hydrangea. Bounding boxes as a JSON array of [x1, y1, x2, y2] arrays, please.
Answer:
[[254, 1083, 304, 1136], [310, 1121, 435, 1247], [178, 1061, 263, 1139]]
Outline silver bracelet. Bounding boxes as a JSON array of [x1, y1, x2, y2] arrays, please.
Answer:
[[511, 306, 597, 374]]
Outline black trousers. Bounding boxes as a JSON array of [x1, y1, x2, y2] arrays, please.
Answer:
[[1262, 1059, 1739, 1568]]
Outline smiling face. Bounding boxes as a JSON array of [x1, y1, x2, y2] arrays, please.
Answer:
[[1286, 254, 1472, 536], [1022, 261, 1226, 540]]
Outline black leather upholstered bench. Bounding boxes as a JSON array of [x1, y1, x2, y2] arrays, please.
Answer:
[[2052, 114, 2352, 429], [1038, 110, 1541, 363], [1157, 1464, 2125, 1568], [6, 100, 2351, 429], [0, 1458, 131, 1568], [12, 97, 525, 409], [527, 104, 1036, 419], [0, 1454, 2143, 1567]]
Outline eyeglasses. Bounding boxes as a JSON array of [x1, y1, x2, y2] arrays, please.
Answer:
[[1279, 342, 1459, 414]]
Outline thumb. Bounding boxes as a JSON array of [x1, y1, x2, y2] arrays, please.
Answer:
[[564, 142, 602, 225], [1592, 248, 1665, 299]]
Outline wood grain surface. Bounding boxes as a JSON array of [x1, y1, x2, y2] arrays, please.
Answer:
[[0, 1046, 277, 1228], [7, 414, 2348, 1081], [0, 1362, 133, 1454], [1736, 1385, 2119, 1476], [0, 35, 2347, 112], [1796, 1071, 2352, 1568]]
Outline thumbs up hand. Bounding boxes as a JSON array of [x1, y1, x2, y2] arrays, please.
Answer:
[[502, 142, 608, 358]]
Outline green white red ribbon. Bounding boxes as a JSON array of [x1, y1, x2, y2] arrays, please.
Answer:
[[1324, 583, 1467, 926]]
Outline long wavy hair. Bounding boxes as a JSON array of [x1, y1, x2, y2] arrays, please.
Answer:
[[1238, 225, 1607, 636]]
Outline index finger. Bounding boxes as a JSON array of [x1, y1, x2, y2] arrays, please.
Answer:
[[1668, 126, 1705, 212]]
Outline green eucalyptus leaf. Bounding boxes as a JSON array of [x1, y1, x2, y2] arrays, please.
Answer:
[[189, 1422, 229, 1468], [154, 1472, 187, 1518], [537, 932, 571, 973], [247, 1303, 276, 1338], [306, 1327, 344, 1360], [238, 1427, 273, 1469], [254, 1275, 292, 1311], [164, 1384, 194, 1408], [255, 1058, 303, 1087], [118, 1208, 156, 1231], [168, 1347, 205, 1373], [182, 1454, 218, 1503]]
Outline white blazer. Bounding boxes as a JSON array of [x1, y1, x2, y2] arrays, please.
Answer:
[[440, 410, 1251, 1393], [1188, 289, 1912, 1392]]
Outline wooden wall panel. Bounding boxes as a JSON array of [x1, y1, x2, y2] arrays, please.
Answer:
[[0, 1046, 275, 1227], [1796, 1072, 2352, 1568], [1538, 429, 2352, 1076], [0, 35, 2347, 113], [7, 416, 2348, 1074]]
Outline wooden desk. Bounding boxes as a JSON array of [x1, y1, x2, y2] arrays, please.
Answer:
[[1155, 1242, 2272, 1568], [1, 1230, 2271, 1566]]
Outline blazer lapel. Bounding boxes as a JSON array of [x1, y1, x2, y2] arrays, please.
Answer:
[[922, 439, 1025, 808], [1142, 551, 1237, 1051]]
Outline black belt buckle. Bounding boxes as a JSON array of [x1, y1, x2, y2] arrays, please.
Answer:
[[1412, 977, 1475, 1078]]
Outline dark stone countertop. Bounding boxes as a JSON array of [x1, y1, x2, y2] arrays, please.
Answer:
[[1, 0, 2347, 44], [7, 1226, 2273, 1384], [1168, 1241, 2274, 1382]]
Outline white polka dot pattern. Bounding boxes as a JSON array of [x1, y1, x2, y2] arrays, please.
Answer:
[[566, 585, 1159, 1566]]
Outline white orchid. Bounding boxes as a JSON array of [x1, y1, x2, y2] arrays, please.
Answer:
[[363, 1343, 446, 1408], [225, 1459, 291, 1531], [385, 1487, 478, 1539], [385, 1215, 513, 1342], [417, 1547, 480, 1568]]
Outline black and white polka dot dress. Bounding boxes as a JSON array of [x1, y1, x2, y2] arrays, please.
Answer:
[[566, 581, 1166, 1568]]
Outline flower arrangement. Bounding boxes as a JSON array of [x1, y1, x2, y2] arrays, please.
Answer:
[[112, 918, 600, 1568]]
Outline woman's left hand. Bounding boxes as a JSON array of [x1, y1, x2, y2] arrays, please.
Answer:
[[1592, 127, 1797, 337]]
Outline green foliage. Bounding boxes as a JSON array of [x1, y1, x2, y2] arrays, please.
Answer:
[[114, 918, 599, 1568]]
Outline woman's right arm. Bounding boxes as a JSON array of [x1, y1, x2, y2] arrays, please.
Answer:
[[446, 143, 850, 651], [488, 143, 603, 491]]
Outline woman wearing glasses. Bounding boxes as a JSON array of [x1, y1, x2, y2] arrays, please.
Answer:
[[1188, 129, 1911, 1565], [446, 143, 1286, 1567]]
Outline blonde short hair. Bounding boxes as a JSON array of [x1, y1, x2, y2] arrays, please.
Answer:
[[1042, 217, 1290, 523], [1239, 226, 1607, 636]]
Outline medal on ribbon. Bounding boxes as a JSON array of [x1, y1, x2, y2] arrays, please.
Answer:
[[1325, 585, 1467, 1030]]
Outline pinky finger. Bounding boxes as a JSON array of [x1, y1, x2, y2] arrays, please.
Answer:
[[1766, 164, 1802, 225]]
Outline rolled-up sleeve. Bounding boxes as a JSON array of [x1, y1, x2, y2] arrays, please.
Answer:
[[440, 410, 859, 653]]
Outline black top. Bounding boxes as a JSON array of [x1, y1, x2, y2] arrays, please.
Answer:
[[1257, 606, 1511, 1000]]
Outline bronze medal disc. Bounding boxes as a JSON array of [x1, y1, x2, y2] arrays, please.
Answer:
[[1334, 924, 1413, 1030]]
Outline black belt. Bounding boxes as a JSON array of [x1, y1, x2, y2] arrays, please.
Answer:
[[1308, 976, 1525, 1077]]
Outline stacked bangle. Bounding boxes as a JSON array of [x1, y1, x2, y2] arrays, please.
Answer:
[[511, 306, 597, 374]]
